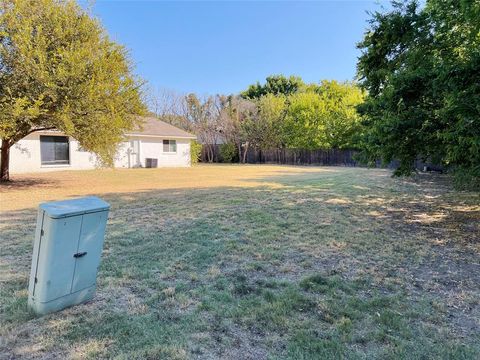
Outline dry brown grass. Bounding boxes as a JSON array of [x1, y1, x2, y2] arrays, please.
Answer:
[[1, 165, 479, 359], [0, 164, 336, 211]]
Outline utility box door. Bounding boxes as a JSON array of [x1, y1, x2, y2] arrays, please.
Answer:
[[34, 215, 82, 303], [71, 211, 109, 293], [28, 196, 110, 315]]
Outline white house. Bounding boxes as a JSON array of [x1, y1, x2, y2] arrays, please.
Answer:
[[7, 117, 196, 173]]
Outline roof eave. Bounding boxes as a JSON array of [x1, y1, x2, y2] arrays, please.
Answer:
[[125, 133, 197, 139]]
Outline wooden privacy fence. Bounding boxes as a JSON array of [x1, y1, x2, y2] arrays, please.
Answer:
[[200, 145, 442, 171], [246, 148, 360, 166], [201, 145, 366, 167]]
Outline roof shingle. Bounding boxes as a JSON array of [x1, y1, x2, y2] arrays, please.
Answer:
[[127, 117, 196, 139]]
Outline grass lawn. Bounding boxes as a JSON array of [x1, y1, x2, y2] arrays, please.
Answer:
[[1, 165, 479, 359]]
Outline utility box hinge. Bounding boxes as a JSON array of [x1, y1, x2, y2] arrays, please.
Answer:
[[40, 229, 44, 236], [34, 277, 38, 283]]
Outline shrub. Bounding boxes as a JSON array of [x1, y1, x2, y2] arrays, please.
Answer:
[[219, 143, 237, 163], [453, 166, 480, 191], [190, 140, 202, 165]]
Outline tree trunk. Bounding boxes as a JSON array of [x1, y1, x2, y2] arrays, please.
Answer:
[[1, 139, 11, 182], [242, 142, 249, 164], [207, 144, 213, 162]]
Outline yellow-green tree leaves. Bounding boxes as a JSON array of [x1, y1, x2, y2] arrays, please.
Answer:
[[0, 0, 146, 180], [284, 81, 365, 149]]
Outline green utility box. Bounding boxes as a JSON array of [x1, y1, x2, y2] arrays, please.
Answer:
[[28, 196, 110, 315]]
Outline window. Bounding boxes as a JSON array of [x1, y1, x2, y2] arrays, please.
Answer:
[[40, 136, 70, 165], [163, 139, 177, 153]]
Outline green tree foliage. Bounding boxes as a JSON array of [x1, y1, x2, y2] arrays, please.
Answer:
[[241, 75, 304, 99], [239, 76, 364, 152], [315, 80, 365, 149], [153, 76, 365, 164], [284, 92, 329, 149], [357, 0, 480, 187], [0, 0, 146, 180], [254, 94, 287, 149], [219, 143, 237, 163], [234, 94, 287, 162], [284, 81, 364, 149]]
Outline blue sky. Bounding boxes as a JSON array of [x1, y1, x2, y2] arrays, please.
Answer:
[[88, 1, 385, 95]]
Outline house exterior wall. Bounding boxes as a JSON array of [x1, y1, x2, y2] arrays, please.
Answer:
[[6, 132, 192, 174], [113, 136, 191, 169], [9, 132, 99, 173]]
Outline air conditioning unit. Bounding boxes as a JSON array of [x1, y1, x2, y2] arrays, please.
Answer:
[[145, 158, 158, 168]]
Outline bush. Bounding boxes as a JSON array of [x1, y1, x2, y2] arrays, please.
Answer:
[[453, 166, 480, 191], [190, 140, 202, 165], [219, 143, 237, 163]]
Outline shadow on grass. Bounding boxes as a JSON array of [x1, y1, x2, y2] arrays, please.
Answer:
[[0, 177, 60, 191], [0, 170, 479, 359]]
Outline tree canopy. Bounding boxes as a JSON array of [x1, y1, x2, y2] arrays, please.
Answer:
[[284, 81, 364, 150], [357, 0, 480, 187], [152, 76, 364, 164], [241, 75, 305, 99], [0, 0, 146, 180]]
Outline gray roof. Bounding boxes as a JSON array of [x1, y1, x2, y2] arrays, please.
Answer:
[[127, 117, 196, 139]]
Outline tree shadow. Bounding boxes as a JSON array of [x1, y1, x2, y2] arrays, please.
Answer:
[[0, 177, 59, 191]]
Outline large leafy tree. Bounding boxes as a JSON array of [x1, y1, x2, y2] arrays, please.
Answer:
[[283, 92, 329, 149], [254, 94, 287, 149], [283, 81, 364, 150], [0, 0, 146, 181], [314, 80, 365, 149], [357, 0, 480, 187], [241, 75, 304, 99], [241, 76, 364, 150]]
